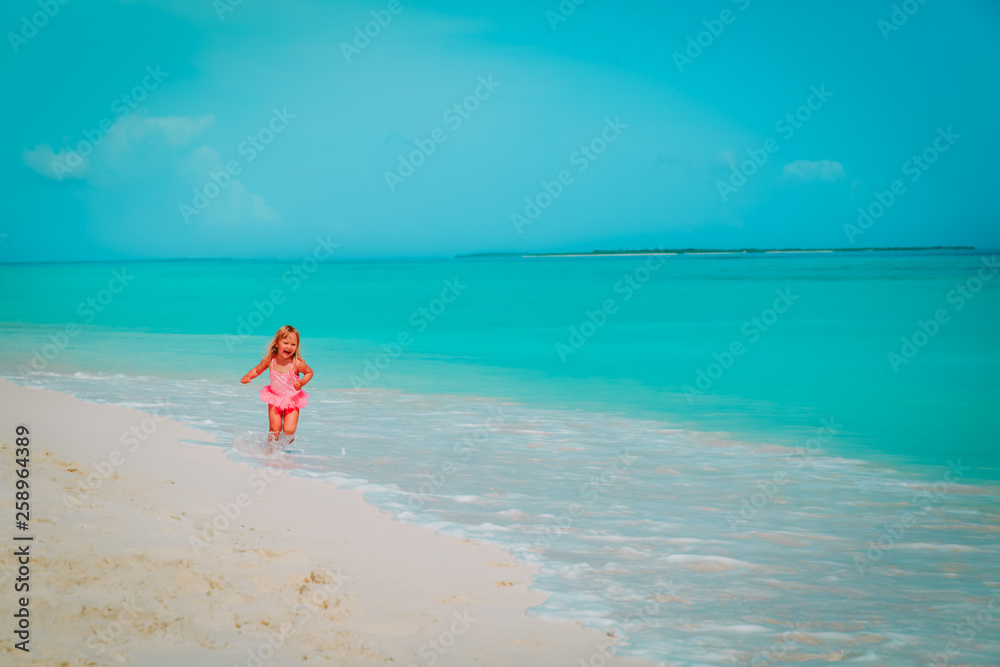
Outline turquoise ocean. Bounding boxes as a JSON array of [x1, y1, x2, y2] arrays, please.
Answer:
[[2, 249, 999, 665]]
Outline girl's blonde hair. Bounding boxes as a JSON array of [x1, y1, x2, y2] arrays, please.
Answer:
[[266, 325, 304, 361]]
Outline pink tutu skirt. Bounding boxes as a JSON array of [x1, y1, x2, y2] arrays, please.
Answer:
[[259, 386, 309, 412]]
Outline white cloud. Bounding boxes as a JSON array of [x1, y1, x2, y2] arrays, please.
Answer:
[[22, 144, 90, 181], [130, 114, 215, 146], [24, 110, 280, 226], [98, 113, 215, 166], [783, 159, 845, 183], [22, 113, 214, 184]]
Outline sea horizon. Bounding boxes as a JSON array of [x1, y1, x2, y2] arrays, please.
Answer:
[[1, 244, 992, 267]]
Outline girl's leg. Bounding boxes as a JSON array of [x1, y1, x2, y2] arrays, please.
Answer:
[[267, 405, 283, 442], [282, 409, 299, 442]]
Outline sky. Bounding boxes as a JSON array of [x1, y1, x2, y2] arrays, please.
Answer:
[[1, 0, 998, 261]]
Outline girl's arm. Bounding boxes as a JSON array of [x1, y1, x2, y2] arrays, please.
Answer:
[[240, 356, 270, 384], [293, 358, 313, 391]]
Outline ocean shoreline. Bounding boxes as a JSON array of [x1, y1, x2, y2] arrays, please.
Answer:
[[0, 379, 654, 666], [9, 363, 999, 488], [3, 370, 999, 664]]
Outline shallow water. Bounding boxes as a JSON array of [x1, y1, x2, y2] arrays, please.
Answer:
[[7, 370, 999, 666]]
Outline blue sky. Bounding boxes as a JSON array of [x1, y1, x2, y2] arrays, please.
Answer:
[[2, 0, 998, 261]]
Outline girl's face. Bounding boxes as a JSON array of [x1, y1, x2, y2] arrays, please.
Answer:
[[277, 334, 298, 359]]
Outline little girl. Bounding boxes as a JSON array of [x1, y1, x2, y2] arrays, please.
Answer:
[[241, 325, 313, 442]]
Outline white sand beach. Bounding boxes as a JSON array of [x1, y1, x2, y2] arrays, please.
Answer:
[[0, 380, 653, 666]]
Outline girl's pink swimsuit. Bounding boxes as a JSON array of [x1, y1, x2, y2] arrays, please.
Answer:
[[259, 356, 309, 412]]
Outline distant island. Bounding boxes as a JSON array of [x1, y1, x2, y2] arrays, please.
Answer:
[[458, 246, 974, 258]]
